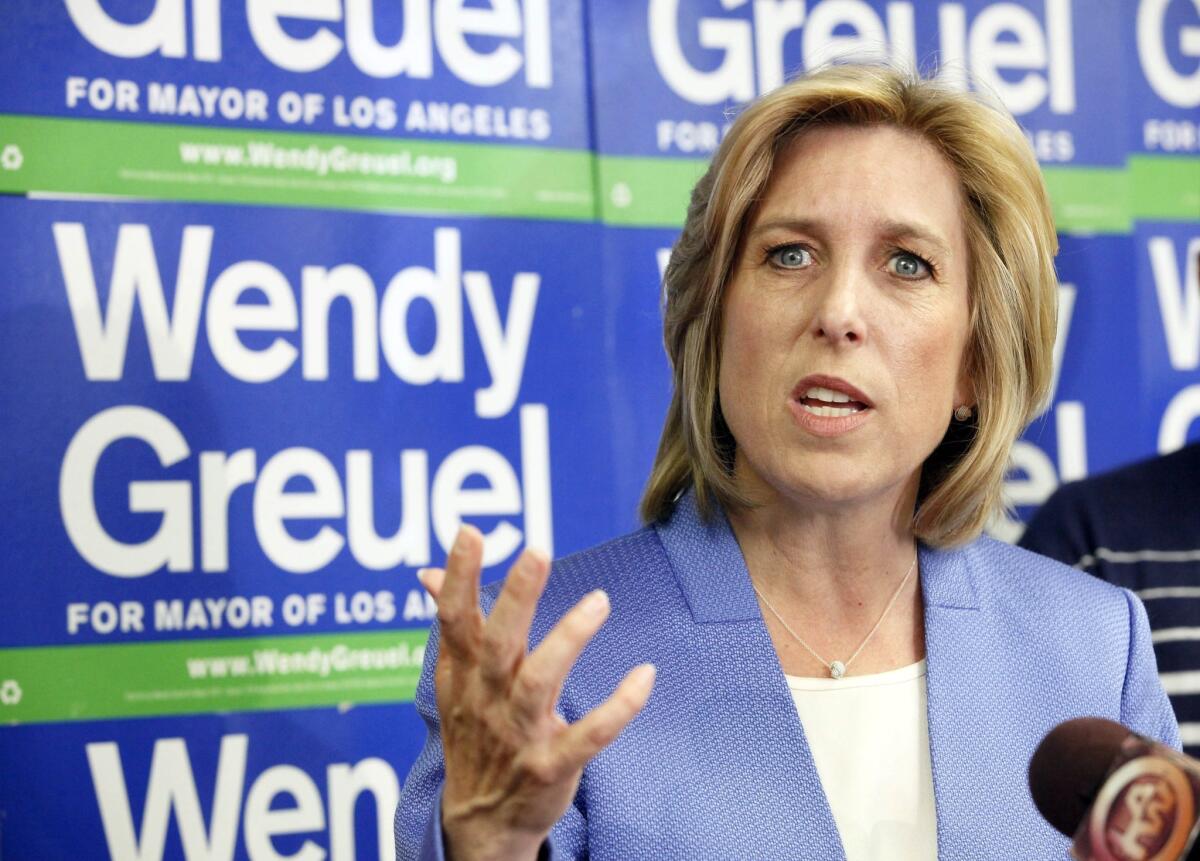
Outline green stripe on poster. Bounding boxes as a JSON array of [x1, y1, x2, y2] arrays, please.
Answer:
[[0, 629, 430, 724], [1040, 166, 1131, 234], [597, 155, 707, 227], [1131, 156, 1200, 221], [0, 114, 595, 220], [597, 155, 1135, 235]]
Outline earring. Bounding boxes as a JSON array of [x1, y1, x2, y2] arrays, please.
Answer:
[[954, 404, 973, 421]]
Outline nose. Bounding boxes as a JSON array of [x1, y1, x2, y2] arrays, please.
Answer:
[[810, 263, 866, 346]]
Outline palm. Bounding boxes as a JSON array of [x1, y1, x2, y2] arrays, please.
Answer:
[[419, 528, 655, 861]]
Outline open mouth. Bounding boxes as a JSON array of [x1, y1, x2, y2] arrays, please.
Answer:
[[795, 384, 870, 418]]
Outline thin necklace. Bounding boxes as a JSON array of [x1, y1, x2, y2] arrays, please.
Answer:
[[751, 554, 918, 680]]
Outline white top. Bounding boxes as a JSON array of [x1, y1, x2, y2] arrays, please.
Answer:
[[786, 660, 937, 861]]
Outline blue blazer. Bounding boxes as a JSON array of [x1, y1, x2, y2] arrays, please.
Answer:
[[395, 492, 1180, 860]]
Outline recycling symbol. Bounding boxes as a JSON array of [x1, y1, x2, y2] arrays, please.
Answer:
[[1, 144, 23, 171], [0, 679, 21, 706], [610, 181, 632, 209]]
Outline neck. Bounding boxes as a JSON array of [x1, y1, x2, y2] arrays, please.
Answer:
[[728, 484, 919, 607], [726, 470, 926, 676]]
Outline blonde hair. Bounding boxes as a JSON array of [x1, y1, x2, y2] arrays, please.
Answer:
[[640, 63, 1058, 547]]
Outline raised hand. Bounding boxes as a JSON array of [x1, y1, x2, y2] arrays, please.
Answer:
[[417, 526, 656, 861]]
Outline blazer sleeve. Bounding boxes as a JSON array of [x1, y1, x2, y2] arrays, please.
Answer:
[[393, 619, 589, 861], [393, 617, 449, 861], [1119, 588, 1181, 751]]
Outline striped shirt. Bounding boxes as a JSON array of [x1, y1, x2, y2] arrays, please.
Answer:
[[1020, 443, 1200, 755]]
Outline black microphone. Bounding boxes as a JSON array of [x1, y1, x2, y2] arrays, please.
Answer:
[[1029, 717, 1200, 860]]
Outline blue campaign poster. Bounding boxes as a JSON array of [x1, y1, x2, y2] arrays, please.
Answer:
[[0, 2, 1196, 858]]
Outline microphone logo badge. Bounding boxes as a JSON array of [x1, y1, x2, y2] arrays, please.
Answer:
[[1087, 756, 1195, 861]]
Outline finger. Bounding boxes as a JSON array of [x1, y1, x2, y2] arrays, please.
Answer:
[[551, 664, 656, 775], [436, 526, 485, 659], [479, 548, 551, 686], [511, 589, 611, 717]]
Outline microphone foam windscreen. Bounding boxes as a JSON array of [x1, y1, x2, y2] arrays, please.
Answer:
[[1028, 716, 1130, 836]]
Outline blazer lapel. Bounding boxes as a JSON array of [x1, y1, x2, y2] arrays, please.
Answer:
[[920, 542, 990, 857], [657, 493, 847, 860]]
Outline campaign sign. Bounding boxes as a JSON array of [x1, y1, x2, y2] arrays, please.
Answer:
[[0, 196, 633, 859], [0, 1, 587, 145], [0, 706, 426, 860], [597, 226, 677, 525], [1125, 0, 1200, 225], [588, 0, 1130, 232], [1127, 0, 1200, 157], [1006, 224, 1199, 539], [1135, 222, 1200, 454], [0, 1, 593, 218], [1000, 234, 1144, 539]]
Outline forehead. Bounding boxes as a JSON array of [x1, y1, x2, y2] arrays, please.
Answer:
[[753, 124, 967, 252]]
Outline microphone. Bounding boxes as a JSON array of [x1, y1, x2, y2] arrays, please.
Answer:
[[1029, 717, 1200, 860]]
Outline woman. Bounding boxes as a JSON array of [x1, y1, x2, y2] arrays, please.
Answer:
[[394, 64, 1179, 860]]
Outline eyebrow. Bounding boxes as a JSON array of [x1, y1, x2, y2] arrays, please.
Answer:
[[749, 217, 956, 260]]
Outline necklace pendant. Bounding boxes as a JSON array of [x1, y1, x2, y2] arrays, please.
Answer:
[[829, 660, 846, 679]]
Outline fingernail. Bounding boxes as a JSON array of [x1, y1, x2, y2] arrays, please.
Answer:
[[416, 568, 444, 594], [633, 663, 657, 687], [581, 589, 609, 618]]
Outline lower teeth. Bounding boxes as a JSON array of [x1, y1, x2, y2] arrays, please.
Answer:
[[803, 404, 860, 417]]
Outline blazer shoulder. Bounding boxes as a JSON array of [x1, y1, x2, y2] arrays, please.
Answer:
[[482, 527, 671, 615], [967, 534, 1131, 616], [959, 538, 1143, 688], [551, 527, 668, 592]]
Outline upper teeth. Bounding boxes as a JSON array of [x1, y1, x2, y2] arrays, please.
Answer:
[[805, 386, 851, 403]]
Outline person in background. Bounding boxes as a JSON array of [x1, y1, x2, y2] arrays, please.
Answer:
[[394, 63, 1179, 861], [1020, 440, 1200, 756]]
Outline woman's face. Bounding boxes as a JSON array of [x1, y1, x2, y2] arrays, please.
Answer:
[[718, 123, 973, 515]]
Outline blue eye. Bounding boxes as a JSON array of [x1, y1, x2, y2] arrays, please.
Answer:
[[769, 245, 813, 269], [889, 251, 930, 279]]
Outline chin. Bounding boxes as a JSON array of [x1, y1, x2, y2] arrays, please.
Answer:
[[761, 466, 883, 511], [735, 446, 909, 511]]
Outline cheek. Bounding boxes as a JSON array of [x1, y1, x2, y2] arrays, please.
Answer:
[[724, 306, 797, 387], [899, 314, 971, 406], [719, 292, 765, 385], [718, 330, 758, 432], [719, 302, 787, 437]]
